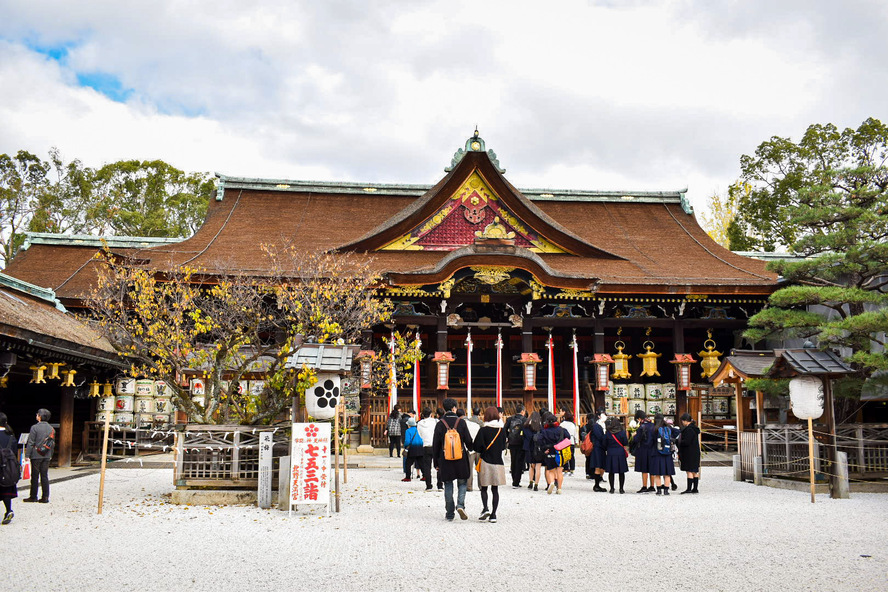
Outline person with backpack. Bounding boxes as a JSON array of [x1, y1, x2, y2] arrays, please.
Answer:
[[0, 412, 19, 524], [678, 412, 701, 494], [630, 409, 655, 494], [504, 404, 527, 488], [604, 416, 630, 494], [416, 407, 438, 491], [432, 398, 474, 521], [648, 413, 676, 495], [522, 411, 543, 491], [402, 418, 425, 482], [473, 406, 506, 523], [24, 408, 53, 504], [538, 413, 571, 494], [560, 412, 578, 476], [383, 407, 402, 458]]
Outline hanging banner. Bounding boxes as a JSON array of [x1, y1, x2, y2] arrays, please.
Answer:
[[466, 330, 473, 416], [413, 330, 421, 413], [289, 422, 331, 514], [547, 333, 555, 412], [389, 330, 398, 411], [495, 331, 503, 408], [570, 331, 579, 421]]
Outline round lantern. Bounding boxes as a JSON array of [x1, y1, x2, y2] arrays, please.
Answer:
[[305, 372, 340, 420], [789, 376, 824, 420]]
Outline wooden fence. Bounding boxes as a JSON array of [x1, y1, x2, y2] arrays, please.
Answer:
[[739, 431, 761, 481], [80, 422, 176, 460], [174, 424, 291, 489], [761, 425, 823, 478], [836, 424, 888, 478]]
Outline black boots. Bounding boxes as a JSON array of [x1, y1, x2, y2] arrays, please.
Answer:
[[655, 485, 670, 496], [692, 477, 699, 493], [679, 478, 700, 494]]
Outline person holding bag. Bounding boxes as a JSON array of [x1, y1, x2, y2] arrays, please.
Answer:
[[604, 416, 630, 494], [401, 417, 425, 482], [473, 406, 506, 522], [538, 413, 571, 495], [0, 413, 18, 524], [24, 408, 53, 504]]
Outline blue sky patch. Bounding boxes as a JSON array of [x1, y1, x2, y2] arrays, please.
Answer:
[[24, 39, 76, 63], [75, 72, 134, 103]]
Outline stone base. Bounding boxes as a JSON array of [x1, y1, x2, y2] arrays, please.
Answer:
[[171, 489, 281, 506], [356, 445, 375, 454]]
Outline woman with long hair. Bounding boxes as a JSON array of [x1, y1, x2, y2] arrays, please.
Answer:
[[473, 406, 506, 522], [538, 413, 571, 494], [590, 408, 608, 492], [0, 412, 18, 524], [678, 412, 701, 494], [648, 413, 676, 495], [383, 406, 402, 457], [604, 416, 630, 493], [523, 411, 543, 490]]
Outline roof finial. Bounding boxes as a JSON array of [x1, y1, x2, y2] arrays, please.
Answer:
[[474, 126, 479, 138]]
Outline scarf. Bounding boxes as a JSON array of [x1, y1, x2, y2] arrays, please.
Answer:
[[483, 420, 504, 428]]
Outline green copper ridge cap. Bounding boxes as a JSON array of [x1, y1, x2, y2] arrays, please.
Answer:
[[22, 232, 185, 250], [680, 190, 693, 215], [445, 128, 505, 174], [0, 272, 66, 311]]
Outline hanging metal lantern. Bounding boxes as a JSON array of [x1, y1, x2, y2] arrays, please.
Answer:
[[590, 354, 614, 391], [60, 369, 77, 387], [433, 352, 456, 390], [355, 350, 376, 389], [29, 364, 47, 384], [670, 354, 696, 391], [88, 379, 101, 397], [638, 341, 661, 377], [611, 341, 632, 379], [46, 362, 65, 380], [518, 352, 542, 391], [103, 381, 114, 397], [698, 337, 723, 379]]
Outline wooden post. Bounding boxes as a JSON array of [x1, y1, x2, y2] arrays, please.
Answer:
[[97, 411, 112, 514], [334, 402, 341, 513], [58, 387, 74, 467], [808, 417, 816, 504], [342, 403, 348, 485]]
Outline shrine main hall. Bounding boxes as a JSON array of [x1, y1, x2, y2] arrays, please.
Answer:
[[5, 131, 777, 446]]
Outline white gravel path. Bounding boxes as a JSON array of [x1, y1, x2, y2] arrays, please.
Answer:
[[5, 465, 886, 592]]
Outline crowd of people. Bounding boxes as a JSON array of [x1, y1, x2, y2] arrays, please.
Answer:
[[387, 401, 703, 522]]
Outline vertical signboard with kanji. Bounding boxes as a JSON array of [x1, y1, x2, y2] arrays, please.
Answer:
[[289, 422, 331, 515], [258, 432, 273, 509]]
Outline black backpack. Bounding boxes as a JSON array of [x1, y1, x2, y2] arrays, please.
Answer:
[[532, 432, 545, 460], [507, 417, 524, 446], [630, 425, 647, 457], [0, 446, 20, 487], [656, 427, 672, 456], [35, 428, 55, 456]]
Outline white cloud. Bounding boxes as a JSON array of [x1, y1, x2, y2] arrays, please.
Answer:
[[0, 0, 885, 216]]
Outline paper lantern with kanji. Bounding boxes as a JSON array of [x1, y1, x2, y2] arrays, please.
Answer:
[[518, 353, 542, 391], [670, 353, 697, 391], [590, 354, 615, 391], [433, 352, 456, 389]]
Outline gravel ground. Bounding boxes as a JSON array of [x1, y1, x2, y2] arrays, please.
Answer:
[[5, 464, 886, 592]]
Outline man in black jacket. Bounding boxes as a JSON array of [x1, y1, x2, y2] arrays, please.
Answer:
[[432, 398, 474, 521], [24, 408, 53, 503], [504, 404, 527, 488]]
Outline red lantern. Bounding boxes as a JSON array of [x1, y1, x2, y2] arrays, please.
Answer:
[[590, 354, 615, 391], [355, 350, 376, 389], [518, 353, 542, 391], [670, 354, 697, 391], [433, 352, 455, 390]]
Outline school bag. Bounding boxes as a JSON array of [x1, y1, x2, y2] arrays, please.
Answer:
[[0, 445, 21, 487], [507, 417, 524, 447], [629, 425, 647, 456], [580, 430, 594, 456], [532, 432, 545, 460], [656, 427, 672, 456], [442, 417, 463, 461]]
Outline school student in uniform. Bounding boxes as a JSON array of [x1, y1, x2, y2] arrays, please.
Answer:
[[678, 413, 701, 494], [603, 416, 630, 494]]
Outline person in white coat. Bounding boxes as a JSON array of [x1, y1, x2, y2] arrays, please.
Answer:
[[416, 408, 438, 491]]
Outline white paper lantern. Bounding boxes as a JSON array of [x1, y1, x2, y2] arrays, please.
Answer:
[[789, 376, 824, 420], [305, 373, 340, 420]]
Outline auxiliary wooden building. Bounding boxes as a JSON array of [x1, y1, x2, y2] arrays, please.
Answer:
[[3, 132, 778, 447]]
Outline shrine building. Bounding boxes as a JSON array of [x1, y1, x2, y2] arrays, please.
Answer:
[[4, 131, 778, 448]]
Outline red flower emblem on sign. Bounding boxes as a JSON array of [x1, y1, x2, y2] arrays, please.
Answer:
[[305, 425, 319, 437]]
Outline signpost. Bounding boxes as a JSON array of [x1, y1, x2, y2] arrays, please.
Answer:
[[258, 432, 273, 509], [289, 422, 331, 515]]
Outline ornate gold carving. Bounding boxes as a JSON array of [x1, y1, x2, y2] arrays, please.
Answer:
[[453, 172, 498, 204], [438, 278, 455, 298], [471, 266, 513, 285], [474, 217, 516, 240], [556, 288, 594, 299], [530, 278, 546, 300]]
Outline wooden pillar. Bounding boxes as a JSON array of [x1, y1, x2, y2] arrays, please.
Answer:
[[58, 387, 74, 467], [436, 315, 448, 352], [522, 316, 533, 353], [734, 382, 745, 433], [755, 390, 764, 427]]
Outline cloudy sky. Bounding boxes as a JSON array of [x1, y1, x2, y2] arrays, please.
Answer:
[[1, 0, 886, 212]]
